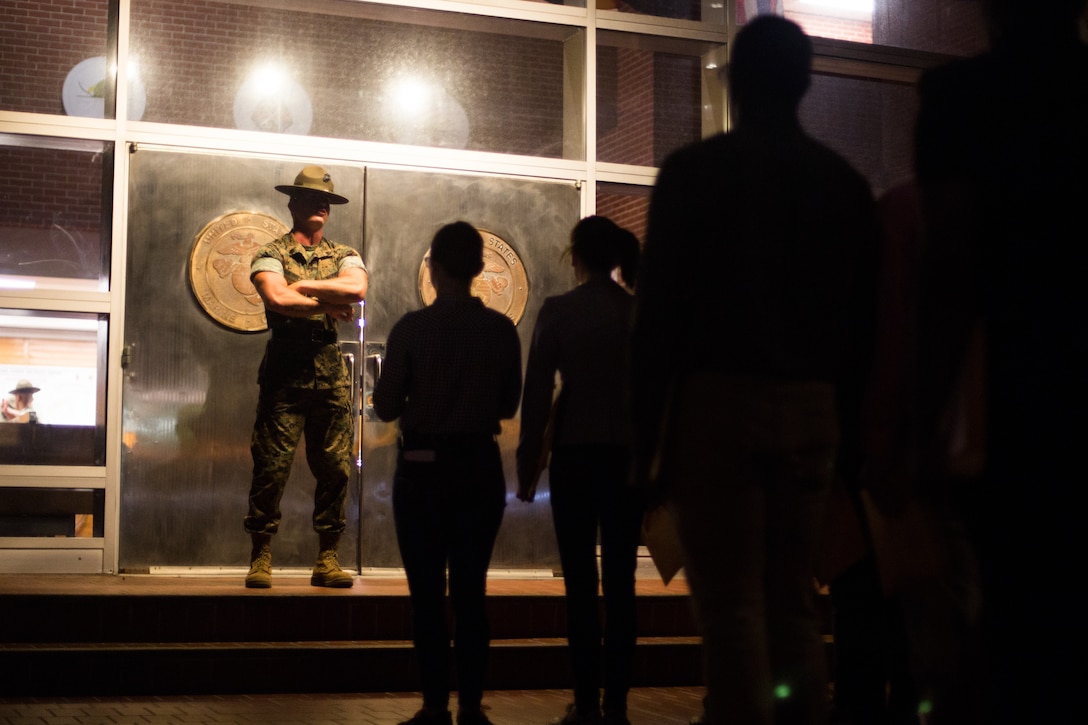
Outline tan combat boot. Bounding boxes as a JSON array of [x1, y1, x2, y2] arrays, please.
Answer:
[[311, 532, 354, 588], [245, 533, 273, 588]]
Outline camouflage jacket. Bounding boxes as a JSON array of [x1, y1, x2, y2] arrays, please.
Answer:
[[250, 233, 365, 390]]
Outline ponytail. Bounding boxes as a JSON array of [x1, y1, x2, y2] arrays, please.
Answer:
[[569, 215, 641, 289]]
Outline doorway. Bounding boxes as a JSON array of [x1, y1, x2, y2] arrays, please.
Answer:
[[122, 149, 580, 572]]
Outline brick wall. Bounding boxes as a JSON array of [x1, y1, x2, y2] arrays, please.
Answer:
[[0, 146, 106, 231], [653, 53, 702, 168], [597, 184, 650, 243], [801, 73, 917, 198], [0, 145, 106, 280], [598, 47, 656, 166], [598, 47, 702, 168], [0, 0, 112, 115], [873, 0, 988, 56], [1, 0, 986, 217], [126, 0, 565, 156]]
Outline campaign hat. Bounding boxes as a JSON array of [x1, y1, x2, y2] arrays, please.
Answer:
[[275, 165, 349, 204]]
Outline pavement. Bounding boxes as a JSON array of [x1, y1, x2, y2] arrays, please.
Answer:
[[0, 687, 706, 725]]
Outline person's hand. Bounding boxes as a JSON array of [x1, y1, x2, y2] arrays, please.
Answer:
[[516, 479, 537, 503], [326, 303, 355, 322]]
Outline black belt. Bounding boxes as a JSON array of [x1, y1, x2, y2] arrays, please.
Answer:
[[271, 327, 338, 344]]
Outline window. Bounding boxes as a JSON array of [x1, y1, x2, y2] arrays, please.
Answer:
[[130, 0, 583, 157], [0, 310, 106, 466], [597, 31, 725, 167], [0, 0, 116, 117], [0, 137, 112, 292], [0, 487, 104, 538], [603, 0, 725, 24], [597, 182, 650, 242], [800, 71, 918, 197], [741, 0, 988, 56]]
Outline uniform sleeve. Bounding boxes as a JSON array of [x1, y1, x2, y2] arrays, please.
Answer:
[[250, 244, 285, 278], [372, 317, 411, 422], [336, 245, 368, 274]]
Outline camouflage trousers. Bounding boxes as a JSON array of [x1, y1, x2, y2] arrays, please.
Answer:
[[245, 384, 354, 536]]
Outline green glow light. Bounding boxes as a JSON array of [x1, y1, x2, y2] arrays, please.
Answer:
[[774, 684, 792, 700], [918, 699, 934, 715]]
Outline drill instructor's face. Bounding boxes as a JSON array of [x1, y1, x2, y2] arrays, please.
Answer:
[[289, 192, 330, 231]]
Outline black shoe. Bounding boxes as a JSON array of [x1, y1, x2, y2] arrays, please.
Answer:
[[457, 705, 495, 725], [399, 708, 453, 725], [550, 703, 602, 724]]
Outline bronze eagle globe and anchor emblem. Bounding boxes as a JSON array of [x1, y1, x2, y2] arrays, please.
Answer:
[[189, 211, 289, 332], [417, 228, 529, 325]]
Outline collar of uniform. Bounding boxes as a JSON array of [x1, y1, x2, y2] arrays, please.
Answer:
[[281, 233, 335, 260]]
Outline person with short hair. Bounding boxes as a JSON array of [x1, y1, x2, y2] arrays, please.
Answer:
[[243, 165, 368, 589], [632, 16, 879, 725], [373, 221, 522, 725]]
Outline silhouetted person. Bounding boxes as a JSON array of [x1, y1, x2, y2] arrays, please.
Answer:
[[830, 180, 946, 725], [516, 215, 643, 725], [631, 16, 878, 725], [914, 2, 1088, 723], [373, 222, 522, 725]]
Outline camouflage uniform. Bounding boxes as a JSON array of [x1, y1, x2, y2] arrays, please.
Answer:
[[244, 232, 366, 536]]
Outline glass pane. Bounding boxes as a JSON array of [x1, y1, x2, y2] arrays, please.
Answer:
[[601, 0, 725, 24], [0, 310, 105, 466], [0, 137, 111, 292], [800, 72, 917, 198], [0, 0, 116, 118], [598, 32, 724, 167], [0, 487, 104, 538], [130, 0, 581, 158], [596, 182, 650, 242], [742, 1, 988, 56]]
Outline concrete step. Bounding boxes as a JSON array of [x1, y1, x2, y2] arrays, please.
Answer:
[[0, 636, 704, 696], [0, 574, 705, 696]]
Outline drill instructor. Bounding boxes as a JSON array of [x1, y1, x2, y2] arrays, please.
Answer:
[[243, 165, 368, 589]]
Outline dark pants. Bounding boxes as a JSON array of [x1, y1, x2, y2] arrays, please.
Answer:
[[393, 437, 506, 711], [245, 385, 353, 535], [830, 556, 918, 725], [664, 373, 839, 725], [549, 444, 643, 715]]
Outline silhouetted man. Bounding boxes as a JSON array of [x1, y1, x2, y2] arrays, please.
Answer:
[[632, 16, 878, 725], [915, 2, 1088, 723]]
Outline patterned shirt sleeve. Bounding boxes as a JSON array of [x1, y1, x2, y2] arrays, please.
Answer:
[[250, 244, 285, 278]]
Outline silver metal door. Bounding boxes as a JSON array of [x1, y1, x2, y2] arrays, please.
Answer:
[[121, 150, 365, 571], [359, 167, 581, 570], [121, 150, 580, 572]]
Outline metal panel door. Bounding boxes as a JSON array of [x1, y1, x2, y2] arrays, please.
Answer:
[[360, 167, 580, 569], [121, 150, 364, 571], [122, 150, 581, 572]]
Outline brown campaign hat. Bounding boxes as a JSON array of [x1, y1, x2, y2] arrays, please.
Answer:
[[9, 379, 39, 394], [274, 165, 349, 204]]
